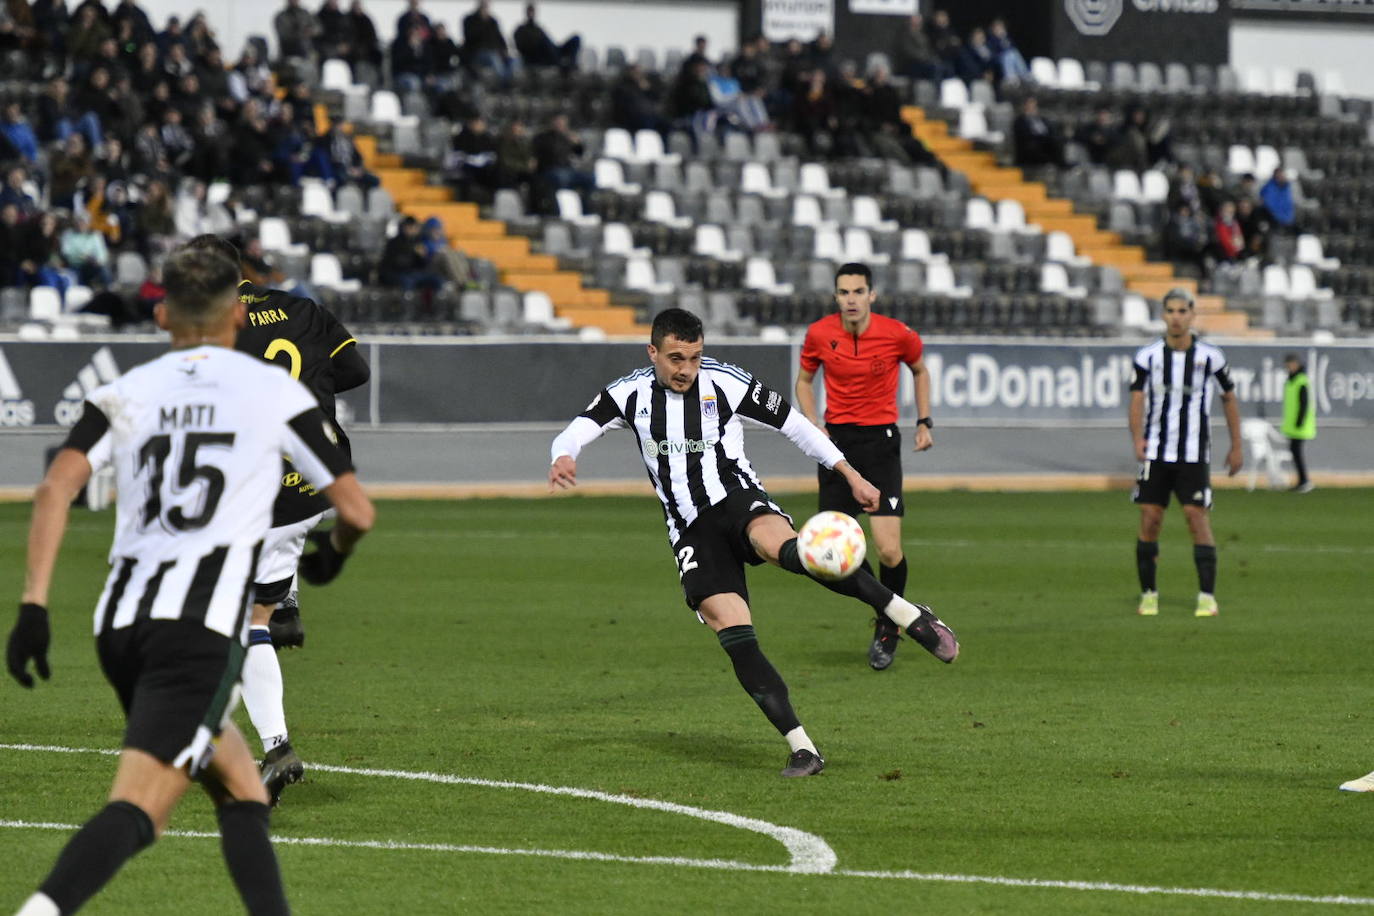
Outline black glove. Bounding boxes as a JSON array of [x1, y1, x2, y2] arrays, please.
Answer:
[[7, 603, 51, 688], [299, 529, 350, 585]]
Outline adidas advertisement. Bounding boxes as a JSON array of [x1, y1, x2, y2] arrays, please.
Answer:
[[0, 340, 1370, 427]]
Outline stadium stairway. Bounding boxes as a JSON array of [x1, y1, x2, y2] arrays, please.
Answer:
[[353, 134, 647, 335], [901, 107, 1271, 338]]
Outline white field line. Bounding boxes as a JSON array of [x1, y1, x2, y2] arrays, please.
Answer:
[[3, 745, 1373, 907]]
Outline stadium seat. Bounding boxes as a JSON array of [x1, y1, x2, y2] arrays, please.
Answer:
[[959, 106, 997, 142], [843, 227, 889, 265], [1296, 234, 1339, 270], [965, 198, 995, 230], [556, 189, 600, 226], [1164, 62, 1191, 93], [791, 194, 828, 228], [850, 196, 897, 232], [799, 163, 844, 199], [740, 162, 785, 198], [939, 78, 968, 109], [694, 224, 742, 262], [594, 158, 640, 194], [601, 127, 635, 162], [1288, 264, 1333, 300], [115, 251, 147, 285], [625, 256, 674, 294], [1045, 231, 1090, 266], [1243, 67, 1269, 94], [1262, 264, 1290, 298], [1270, 67, 1297, 95], [744, 257, 793, 294], [1140, 170, 1169, 204], [813, 227, 844, 261], [321, 58, 352, 91], [601, 222, 647, 258], [311, 253, 362, 293], [925, 262, 971, 297], [996, 199, 1037, 234], [259, 218, 308, 256], [1137, 62, 1163, 92], [1113, 170, 1144, 202], [900, 229, 946, 263], [1254, 145, 1280, 182], [1030, 57, 1058, 87], [643, 191, 691, 228], [369, 90, 402, 124], [634, 129, 678, 165], [301, 183, 345, 223], [65, 285, 93, 312], [336, 185, 365, 219], [1058, 57, 1088, 89], [1121, 293, 1158, 331], [29, 286, 61, 321], [1040, 263, 1086, 298]]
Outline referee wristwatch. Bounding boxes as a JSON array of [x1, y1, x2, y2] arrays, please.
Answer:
[[917, 417, 934, 429]]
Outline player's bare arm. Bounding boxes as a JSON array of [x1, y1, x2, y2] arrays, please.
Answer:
[[321, 472, 375, 552], [793, 368, 827, 434], [21, 448, 92, 608], [910, 357, 933, 452], [549, 455, 578, 491], [1129, 390, 1147, 461], [834, 460, 880, 513], [1221, 390, 1243, 476]]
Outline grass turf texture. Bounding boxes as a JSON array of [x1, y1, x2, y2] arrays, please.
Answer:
[[1, 489, 1372, 914]]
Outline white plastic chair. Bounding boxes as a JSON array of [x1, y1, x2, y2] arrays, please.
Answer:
[[1288, 264, 1333, 301], [900, 229, 946, 263], [1242, 418, 1291, 490], [1045, 231, 1089, 266], [924, 261, 970, 297], [964, 198, 995, 230], [369, 90, 402, 124], [633, 129, 677, 165], [1296, 234, 1339, 270], [301, 183, 339, 220], [799, 163, 844, 199], [693, 224, 741, 262], [64, 285, 93, 312], [813, 227, 844, 261], [556, 189, 600, 226], [310, 253, 362, 292], [996, 199, 1038, 234], [1254, 145, 1281, 182], [1058, 58, 1087, 89], [1030, 57, 1058, 87], [321, 59, 353, 91], [959, 106, 993, 142], [791, 195, 826, 228], [601, 127, 636, 162], [1040, 263, 1086, 298], [850, 196, 897, 232], [643, 190, 691, 228], [29, 286, 61, 321], [594, 158, 640, 194], [258, 217, 308, 255], [744, 257, 793, 294], [624, 256, 674, 293], [1121, 293, 1157, 331], [601, 222, 647, 258], [939, 78, 969, 109], [1113, 170, 1144, 202], [1140, 170, 1169, 204], [1228, 145, 1257, 178], [843, 227, 889, 265], [740, 162, 785, 198], [522, 290, 570, 329], [1262, 264, 1290, 298]]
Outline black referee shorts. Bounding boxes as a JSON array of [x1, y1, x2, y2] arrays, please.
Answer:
[[818, 423, 904, 517], [97, 619, 244, 773], [1132, 460, 1213, 508], [672, 488, 792, 611]]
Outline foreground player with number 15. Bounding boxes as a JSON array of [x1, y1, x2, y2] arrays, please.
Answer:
[[5, 250, 374, 916], [548, 309, 958, 778]]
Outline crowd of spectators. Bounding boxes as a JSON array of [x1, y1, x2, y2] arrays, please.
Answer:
[[893, 11, 1029, 88], [1163, 165, 1298, 277]]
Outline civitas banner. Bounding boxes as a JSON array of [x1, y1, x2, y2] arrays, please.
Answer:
[[1056, 0, 1229, 64], [761, 0, 834, 41]]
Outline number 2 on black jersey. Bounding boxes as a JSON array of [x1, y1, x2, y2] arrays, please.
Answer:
[[264, 339, 302, 379], [137, 432, 236, 531]]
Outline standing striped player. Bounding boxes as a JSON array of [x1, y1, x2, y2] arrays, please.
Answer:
[[5, 249, 374, 916], [549, 308, 958, 778], [1128, 288, 1242, 618]]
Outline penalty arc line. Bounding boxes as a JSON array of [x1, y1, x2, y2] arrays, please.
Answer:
[[3, 745, 1374, 907]]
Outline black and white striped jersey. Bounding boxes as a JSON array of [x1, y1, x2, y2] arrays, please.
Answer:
[[61, 345, 353, 640], [1131, 337, 1235, 464], [552, 358, 845, 544]]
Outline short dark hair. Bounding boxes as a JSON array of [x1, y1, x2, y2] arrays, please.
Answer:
[[162, 249, 240, 324], [650, 307, 703, 348], [834, 262, 872, 289], [1161, 287, 1194, 310], [181, 233, 241, 267]]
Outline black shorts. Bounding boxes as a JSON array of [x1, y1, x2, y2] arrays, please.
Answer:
[[818, 424, 904, 517], [672, 488, 792, 611], [96, 620, 245, 774], [1132, 460, 1213, 508]]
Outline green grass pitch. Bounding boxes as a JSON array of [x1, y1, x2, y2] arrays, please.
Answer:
[[1, 488, 1372, 914]]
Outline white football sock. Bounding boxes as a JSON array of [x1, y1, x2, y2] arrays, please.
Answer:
[[241, 626, 288, 754], [785, 726, 817, 755], [16, 893, 59, 916], [882, 595, 923, 630]]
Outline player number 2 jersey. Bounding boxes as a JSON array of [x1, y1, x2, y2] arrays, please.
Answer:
[[64, 346, 352, 639]]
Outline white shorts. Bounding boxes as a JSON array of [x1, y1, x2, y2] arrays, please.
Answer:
[[256, 511, 329, 586]]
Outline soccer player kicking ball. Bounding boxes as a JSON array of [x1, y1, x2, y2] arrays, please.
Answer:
[[548, 308, 958, 778], [5, 249, 374, 916]]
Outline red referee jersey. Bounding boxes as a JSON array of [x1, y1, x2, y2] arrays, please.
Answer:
[[799, 312, 923, 425]]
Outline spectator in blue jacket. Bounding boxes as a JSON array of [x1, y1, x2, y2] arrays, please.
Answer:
[[1, 102, 40, 163], [1260, 169, 1297, 232]]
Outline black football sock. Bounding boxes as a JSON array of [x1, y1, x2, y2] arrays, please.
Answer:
[[879, 557, 908, 598], [1194, 544, 1217, 595], [1136, 540, 1159, 592], [218, 801, 290, 916], [717, 625, 800, 736], [778, 538, 894, 613], [38, 801, 155, 913]]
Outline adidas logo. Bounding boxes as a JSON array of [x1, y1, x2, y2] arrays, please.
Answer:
[[636, 406, 650, 417], [0, 346, 35, 427], [55, 346, 120, 426]]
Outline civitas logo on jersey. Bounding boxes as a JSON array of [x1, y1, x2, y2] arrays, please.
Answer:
[[0, 347, 35, 426], [642, 437, 718, 459], [54, 346, 121, 426]]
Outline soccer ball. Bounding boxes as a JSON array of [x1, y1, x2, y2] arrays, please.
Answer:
[[797, 511, 866, 581]]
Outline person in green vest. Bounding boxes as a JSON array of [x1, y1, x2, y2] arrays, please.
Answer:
[[1281, 353, 1316, 493]]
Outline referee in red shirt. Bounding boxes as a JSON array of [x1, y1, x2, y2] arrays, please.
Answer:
[[795, 263, 932, 670]]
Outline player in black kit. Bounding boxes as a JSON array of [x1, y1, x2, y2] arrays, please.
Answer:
[[182, 235, 370, 802]]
